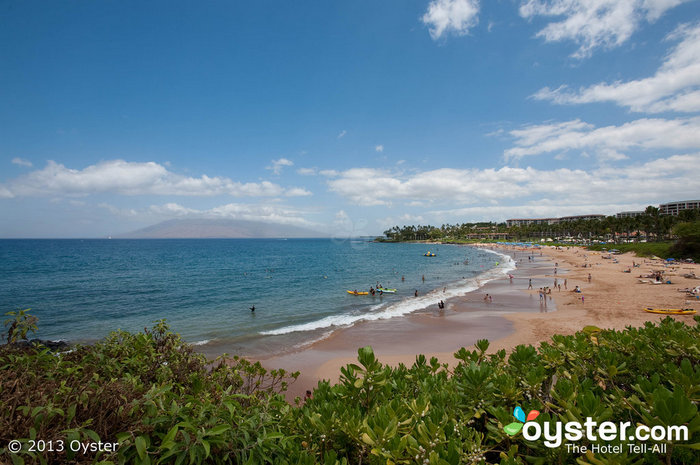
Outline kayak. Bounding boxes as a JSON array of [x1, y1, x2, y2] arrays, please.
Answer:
[[347, 290, 369, 295], [643, 308, 696, 315], [377, 288, 397, 293], [424, 253, 436, 257]]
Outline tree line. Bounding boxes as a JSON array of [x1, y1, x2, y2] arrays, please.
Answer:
[[382, 206, 700, 245]]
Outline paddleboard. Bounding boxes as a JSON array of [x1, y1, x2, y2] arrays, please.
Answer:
[[644, 307, 696, 315]]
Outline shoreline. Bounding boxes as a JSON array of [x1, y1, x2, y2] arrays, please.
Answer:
[[262, 245, 557, 399], [262, 244, 700, 400]]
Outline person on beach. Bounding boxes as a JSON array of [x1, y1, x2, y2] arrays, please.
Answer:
[[305, 390, 312, 402], [414, 290, 418, 297], [564, 279, 567, 289], [402, 275, 405, 282], [588, 273, 592, 282], [528, 278, 532, 289], [422, 275, 425, 282], [250, 305, 255, 312], [538, 289, 544, 301]]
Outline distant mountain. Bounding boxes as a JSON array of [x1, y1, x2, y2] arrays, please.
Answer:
[[117, 218, 326, 239]]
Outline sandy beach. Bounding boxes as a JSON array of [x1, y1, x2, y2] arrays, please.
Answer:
[[262, 245, 700, 400]]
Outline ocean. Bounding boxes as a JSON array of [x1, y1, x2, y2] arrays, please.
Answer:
[[0, 239, 514, 357]]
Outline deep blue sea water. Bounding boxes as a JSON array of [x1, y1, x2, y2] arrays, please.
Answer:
[[0, 239, 513, 357]]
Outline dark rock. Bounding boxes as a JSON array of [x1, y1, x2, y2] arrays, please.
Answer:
[[10, 339, 70, 351]]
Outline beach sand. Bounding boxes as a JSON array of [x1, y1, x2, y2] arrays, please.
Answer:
[[261, 245, 700, 401]]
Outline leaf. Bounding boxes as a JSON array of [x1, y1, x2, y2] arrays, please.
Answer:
[[162, 426, 178, 446], [526, 410, 540, 421], [513, 406, 526, 423], [361, 433, 375, 446], [135, 436, 147, 460], [503, 422, 523, 436], [205, 424, 231, 437]]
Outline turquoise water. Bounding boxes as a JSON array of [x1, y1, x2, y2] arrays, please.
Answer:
[[0, 239, 513, 357]]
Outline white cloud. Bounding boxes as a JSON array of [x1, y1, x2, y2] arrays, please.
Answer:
[[0, 186, 14, 198], [266, 158, 294, 175], [0, 160, 308, 198], [11, 157, 32, 167], [422, 0, 480, 40], [325, 153, 700, 209], [504, 117, 700, 160], [375, 144, 384, 152], [153, 202, 317, 227], [284, 187, 313, 197], [98, 201, 318, 228], [297, 167, 317, 175], [319, 169, 340, 177], [519, 0, 691, 58], [533, 23, 700, 112], [337, 130, 347, 139]]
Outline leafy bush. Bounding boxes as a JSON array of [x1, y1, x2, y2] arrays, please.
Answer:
[[586, 242, 673, 259], [1, 313, 699, 464]]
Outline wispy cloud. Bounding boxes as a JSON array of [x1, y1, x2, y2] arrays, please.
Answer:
[[519, 0, 691, 58], [504, 117, 700, 160], [533, 22, 700, 112], [148, 202, 317, 227], [422, 0, 480, 40], [325, 154, 700, 208], [0, 160, 309, 198], [266, 157, 294, 175], [297, 167, 317, 176], [11, 157, 32, 167], [337, 129, 347, 139], [375, 144, 384, 152]]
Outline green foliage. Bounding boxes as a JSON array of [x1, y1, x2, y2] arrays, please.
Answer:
[[3, 309, 39, 344], [669, 221, 700, 261], [2, 314, 699, 464], [586, 242, 673, 259], [1, 317, 299, 464]]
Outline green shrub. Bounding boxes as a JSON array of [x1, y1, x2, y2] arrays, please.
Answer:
[[1, 313, 699, 464]]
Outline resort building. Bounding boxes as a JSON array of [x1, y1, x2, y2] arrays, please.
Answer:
[[558, 214, 605, 222], [659, 200, 700, 216], [505, 218, 558, 228], [506, 214, 604, 228], [616, 211, 645, 218]]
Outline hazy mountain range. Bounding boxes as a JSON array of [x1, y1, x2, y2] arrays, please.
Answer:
[[117, 219, 326, 239]]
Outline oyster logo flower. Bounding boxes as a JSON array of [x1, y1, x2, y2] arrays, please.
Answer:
[[504, 406, 540, 435]]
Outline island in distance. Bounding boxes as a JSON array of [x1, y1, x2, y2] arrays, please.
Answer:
[[117, 218, 327, 239]]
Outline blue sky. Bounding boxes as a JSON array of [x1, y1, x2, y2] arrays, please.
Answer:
[[1, 0, 699, 237]]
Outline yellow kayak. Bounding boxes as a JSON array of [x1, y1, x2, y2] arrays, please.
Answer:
[[347, 290, 369, 295], [644, 308, 696, 315]]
